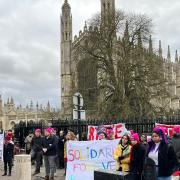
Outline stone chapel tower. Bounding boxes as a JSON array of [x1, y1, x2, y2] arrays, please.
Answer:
[[60, 0, 72, 119], [101, 0, 115, 26]]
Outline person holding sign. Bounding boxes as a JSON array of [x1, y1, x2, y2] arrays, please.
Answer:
[[113, 134, 132, 172]]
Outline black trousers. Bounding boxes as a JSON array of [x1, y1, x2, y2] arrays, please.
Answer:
[[34, 151, 43, 172], [4, 160, 12, 174]]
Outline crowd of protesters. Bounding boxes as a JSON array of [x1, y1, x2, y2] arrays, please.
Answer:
[[1, 125, 180, 180]]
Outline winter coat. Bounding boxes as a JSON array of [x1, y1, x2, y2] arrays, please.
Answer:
[[147, 141, 178, 177], [42, 135, 57, 156], [31, 136, 43, 152], [171, 134, 180, 163], [130, 143, 146, 175], [113, 144, 131, 172], [3, 142, 14, 162]]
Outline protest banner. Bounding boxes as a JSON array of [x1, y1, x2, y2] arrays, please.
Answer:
[[66, 139, 119, 180], [88, 123, 127, 140], [0, 130, 4, 161], [155, 123, 180, 137]]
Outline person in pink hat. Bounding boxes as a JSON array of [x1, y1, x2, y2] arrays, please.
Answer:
[[31, 129, 43, 176], [42, 128, 58, 180], [130, 133, 146, 180]]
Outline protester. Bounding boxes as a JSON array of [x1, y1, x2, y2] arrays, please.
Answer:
[[42, 128, 58, 180], [140, 133, 148, 150], [50, 128, 59, 177], [24, 131, 34, 154], [114, 134, 131, 172], [130, 133, 146, 180], [58, 130, 65, 169], [106, 127, 115, 140], [171, 126, 180, 164], [97, 126, 107, 140], [2, 132, 14, 176], [147, 127, 178, 180], [31, 129, 43, 175], [64, 131, 76, 175]]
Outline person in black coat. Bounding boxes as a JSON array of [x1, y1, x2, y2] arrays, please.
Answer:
[[58, 130, 65, 169], [31, 129, 43, 175], [147, 128, 178, 179], [42, 128, 58, 180], [130, 133, 146, 180], [2, 133, 14, 176]]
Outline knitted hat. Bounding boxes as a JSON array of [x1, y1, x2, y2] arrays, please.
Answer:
[[131, 133, 140, 142], [45, 128, 52, 134], [173, 126, 180, 134], [35, 129, 41, 133]]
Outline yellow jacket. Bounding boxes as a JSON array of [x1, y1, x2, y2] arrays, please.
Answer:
[[113, 144, 131, 172]]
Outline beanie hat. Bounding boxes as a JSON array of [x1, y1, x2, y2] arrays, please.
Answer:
[[35, 129, 41, 133], [131, 133, 140, 142], [45, 128, 51, 134], [173, 126, 180, 134]]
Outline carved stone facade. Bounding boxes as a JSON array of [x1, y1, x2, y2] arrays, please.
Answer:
[[60, 0, 180, 119], [0, 96, 55, 130]]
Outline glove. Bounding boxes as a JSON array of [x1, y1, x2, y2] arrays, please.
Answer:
[[119, 156, 124, 161]]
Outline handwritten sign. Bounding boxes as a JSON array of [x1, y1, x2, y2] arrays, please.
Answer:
[[155, 123, 180, 137], [66, 139, 119, 180], [88, 123, 127, 140]]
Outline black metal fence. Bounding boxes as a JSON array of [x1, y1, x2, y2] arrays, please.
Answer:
[[13, 117, 180, 147]]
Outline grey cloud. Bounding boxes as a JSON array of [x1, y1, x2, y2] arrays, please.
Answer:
[[0, 0, 180, 109]]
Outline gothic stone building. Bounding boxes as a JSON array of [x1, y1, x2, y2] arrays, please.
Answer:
[[60, 0, 180, 119], [0, 95, 53, 130]]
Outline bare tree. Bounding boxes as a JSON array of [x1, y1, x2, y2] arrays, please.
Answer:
[[75, 10, 168, 120]]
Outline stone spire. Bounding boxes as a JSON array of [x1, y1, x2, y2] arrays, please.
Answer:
[[137, 30, 142, 48], [84, 21, 87, 31], [123, 21, 129, 44], [61, 0, 73, 118], [158, 40, 162, 58], [148, 35, 153, 53], [167, 45, 171, 62], [101, 0, 115, 27], [175, 50, 178, 62]]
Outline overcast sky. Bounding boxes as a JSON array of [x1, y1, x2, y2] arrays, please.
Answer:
[[0, 0, 179, 109]]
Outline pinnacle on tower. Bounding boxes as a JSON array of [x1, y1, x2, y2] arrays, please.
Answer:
[[148, 35, 153, 53], [137, 29, 142, 48], [123, 21, 129, 43], [84, 21, 87, 31], [175, 50, 178, 62], [158, 40, 162, 58], [167, 45, 171, 61]]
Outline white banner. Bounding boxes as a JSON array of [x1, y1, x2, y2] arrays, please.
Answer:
[[0, 131, 4, 161], [66, 139, 120, 180], [88, 123, 127, 140]]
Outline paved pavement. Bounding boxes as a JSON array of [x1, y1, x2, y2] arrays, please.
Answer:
[[0, 161, 65, 180]]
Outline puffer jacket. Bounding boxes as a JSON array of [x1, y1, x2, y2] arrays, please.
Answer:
[[113, 144, 131, 172]]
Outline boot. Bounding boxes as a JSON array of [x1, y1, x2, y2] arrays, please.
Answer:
[[8, 166, 12, 176], [45, 175, 49, 180], [49, 177, 54, 180], [2, 172, 7, 176]]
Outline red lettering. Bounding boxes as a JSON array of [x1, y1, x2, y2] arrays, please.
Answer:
[[88, 127, 95, 140], [115, 124, 122, 139]]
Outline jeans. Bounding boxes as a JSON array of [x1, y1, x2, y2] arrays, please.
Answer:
[[44, 155, 56, 177]]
